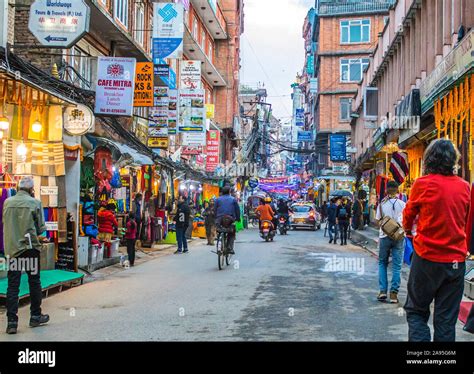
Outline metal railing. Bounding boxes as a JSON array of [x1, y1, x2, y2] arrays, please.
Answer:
[[318, 1, 395, 16]]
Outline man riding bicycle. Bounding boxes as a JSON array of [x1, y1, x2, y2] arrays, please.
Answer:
[[214, 185, 240, 254]]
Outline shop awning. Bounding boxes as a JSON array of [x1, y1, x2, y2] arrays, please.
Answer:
[[88, 136, 153, 166]]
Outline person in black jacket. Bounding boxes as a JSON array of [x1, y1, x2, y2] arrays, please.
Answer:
[[174, 195, 191, 254], [327, 198, 339, 244], [336, 198, 351, 246]]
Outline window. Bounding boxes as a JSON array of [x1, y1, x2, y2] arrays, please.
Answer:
[[65, 47, 92, 89], [201, 29, 206, 50], [208, 41, 213, 62], [193, 16, 199, 40], [340, 98, 352, 121], [341, 19, 370, 43], [134, 3, 144, 46], [114, 0, 129, 28], [340, 58, 369, 82]]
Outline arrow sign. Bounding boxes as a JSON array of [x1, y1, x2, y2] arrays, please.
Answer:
[[45, 36, 67, 43], [29, 0, 90, 48]]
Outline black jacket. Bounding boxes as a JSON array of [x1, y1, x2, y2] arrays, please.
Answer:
[[336, 203, 351, 221], [175, 202, 191, 228]]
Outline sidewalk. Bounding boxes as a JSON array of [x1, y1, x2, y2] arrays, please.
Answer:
[[350, 226, 379, 258]]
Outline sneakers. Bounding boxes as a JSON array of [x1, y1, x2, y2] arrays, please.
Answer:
[[329, 238, 333, 244], [6, 322, 17, 334], [29, 314, 49, 328], [377, 292, 387, 302], [174, 250, 182, 254], [183, 249, 189, 254], [389, 292, 399, 304]]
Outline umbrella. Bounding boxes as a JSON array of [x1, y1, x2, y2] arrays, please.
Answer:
[[330, 190, 353, 198]]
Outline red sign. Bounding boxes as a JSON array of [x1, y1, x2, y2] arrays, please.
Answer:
[[206, 130, 220, 172], [182, 146, 203, 155]]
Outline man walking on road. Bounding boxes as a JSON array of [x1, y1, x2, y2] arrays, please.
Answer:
[[3, 176, 49, 334], [327, 198, 338, 244], [174, 195, 190, 254], [375, 180, 406, 304]]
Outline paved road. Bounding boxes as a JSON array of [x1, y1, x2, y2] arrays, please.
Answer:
[[0, 228, 470, 341]]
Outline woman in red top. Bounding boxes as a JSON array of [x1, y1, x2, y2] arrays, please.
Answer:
[[97, 204, 118, 242], [125, 212, 137, 266], [403, 139, 470, 342]]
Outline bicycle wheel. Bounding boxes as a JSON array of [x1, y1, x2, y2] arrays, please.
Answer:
[[216, 234, 225, 270], [226, 237, 233, 266]]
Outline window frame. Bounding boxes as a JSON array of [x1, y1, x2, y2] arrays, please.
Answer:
[[114, 0, 129, 28], [340, 19, 371, 44], [340, 58, 370, 83], [339, 97, 352, 121], [134, 2, 145, 46]]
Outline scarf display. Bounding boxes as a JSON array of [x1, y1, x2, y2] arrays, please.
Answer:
[[390, 151, 409, 184]]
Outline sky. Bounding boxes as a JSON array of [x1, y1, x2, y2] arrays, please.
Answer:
[[240, 0, 315, 120]]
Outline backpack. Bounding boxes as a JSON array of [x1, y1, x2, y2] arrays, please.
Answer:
[[338, 206, 348, 219]]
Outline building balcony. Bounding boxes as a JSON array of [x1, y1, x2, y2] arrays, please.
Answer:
[[184, 25, 227, 87], [191, 0, 228, 40], [318, 0, 395, 16], [87, 0, 150, 61]]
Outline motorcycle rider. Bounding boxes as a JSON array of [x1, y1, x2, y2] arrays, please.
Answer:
[[277, 198, 292, 229], [214, 185, 240, 254], [255, 197, 276, 231]]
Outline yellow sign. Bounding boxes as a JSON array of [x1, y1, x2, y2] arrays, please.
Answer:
[[134, 62, 153, 107], [205, 104, 215, 119], [148, 137, 169, 149]]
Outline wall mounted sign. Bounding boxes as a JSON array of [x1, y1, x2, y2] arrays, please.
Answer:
[[63, 104, 94, 135], [152, 3, 184, 62], [180, 60, 202, 89], [134, 62, 153, 107], [28, 0, 90, 48]]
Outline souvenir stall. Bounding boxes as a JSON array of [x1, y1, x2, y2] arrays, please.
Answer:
[[0, 73, 84, 279]]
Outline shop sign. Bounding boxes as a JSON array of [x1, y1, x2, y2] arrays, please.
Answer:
[[168, 89, 178, 135], [148, 137, 169, 149], [248, 177, 259, 189], [309, 78, 318, 94], [180, 60, 202, 90], [63, 104, 94, 135], [295, 108, 304, 126], [206, 130, 220, 172], [45, 221, 58, 231], [178, 89, 206, 132], [373, 127, 385, 152], [152, 3, 184, 62], [297, 131, 313, 142], [149, 87, 168, 149], [134, 62, 153, 107], [28, 0, 90, 48], [306, 55, 314, 75], [95, 57, 136, 116], [420, 30, 474, 113], [205, 104, 215, 119], [154, 64, 170, 88], [40, 186, 58, 196], [330, 134, 347, 162], [182, 146, 202, 155], [259, 177, 289, 184], [182, 132, 206, 146]]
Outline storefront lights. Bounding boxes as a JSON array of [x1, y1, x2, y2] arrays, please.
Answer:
[[0, 116, 9, 130], [16, 143, 27, 156], [31, 120, 42, 133], [179, 184, 186, 191], [189, 185, 195, 191]]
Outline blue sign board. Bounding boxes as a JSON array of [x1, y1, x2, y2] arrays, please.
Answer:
[[297, 131, 313, 142], [295, 108, 304, 126], [330, 134, 347, 162]]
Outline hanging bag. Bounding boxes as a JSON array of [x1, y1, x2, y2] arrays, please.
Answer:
[[378, 198, 405, 241]]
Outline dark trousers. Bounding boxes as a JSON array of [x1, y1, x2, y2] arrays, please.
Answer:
[[338, 221, 349, 243], [126, 239, 136, 266], [176, 225, 188, 252], [7, 249, 42, 323], [363, 213, 370, 226], [404, 251, 465, 342]]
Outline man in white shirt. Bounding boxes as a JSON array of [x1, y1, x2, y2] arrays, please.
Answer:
[[375, 180, 406, 304]]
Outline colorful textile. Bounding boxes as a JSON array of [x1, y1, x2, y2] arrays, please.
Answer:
[[390, 152, 409, 184]]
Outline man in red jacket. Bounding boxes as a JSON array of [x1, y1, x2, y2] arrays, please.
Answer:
[[403, 139, 470, 342]]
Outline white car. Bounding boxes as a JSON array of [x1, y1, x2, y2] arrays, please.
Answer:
[[289, 203, 321, 231]]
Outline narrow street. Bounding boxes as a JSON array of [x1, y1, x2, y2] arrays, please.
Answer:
[[1, 228, 469, 341]]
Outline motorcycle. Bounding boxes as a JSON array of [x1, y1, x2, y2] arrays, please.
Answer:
[[277, 215, 288, 235], [260, 220, 276, 242]]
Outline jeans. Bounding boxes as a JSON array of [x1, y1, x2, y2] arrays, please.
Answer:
[[404, 251, 465, 342], [126, 239, 136, 265], [328, 222, 338, 241], [7, 249, 42, 323], [176, 225, 188, 252], [338, 221, 349, 243], [378, 236, 404, 293]]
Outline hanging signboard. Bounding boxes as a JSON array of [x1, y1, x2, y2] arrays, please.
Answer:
[[154, 64, 170, 87], [182, 132, 206, 146], [95, 57, 136, 116], [295, 108, 304, 126], [149, 87, 169, 149], [168, 89, 178, 135], [330, 134, 347, 162], [63, 104, 94, 135], [134, 62, 153, 107], [28, 0, 90, 48], [309, 78, 318, 94], [205, 104, 215, 119], [178, 89, 206, 132], [297, 130, 313, 142], [180, 60, 202, 89], [206, 130, 220, 172], [182, 146, 203, 155], [152, 3, 184, 62]]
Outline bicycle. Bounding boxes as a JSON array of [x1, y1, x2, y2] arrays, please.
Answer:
[[215, 224, 235, 270]]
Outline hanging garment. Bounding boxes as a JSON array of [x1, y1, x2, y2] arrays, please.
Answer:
[[390, 152, 409, 185], [0, 188, 9, 254]]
